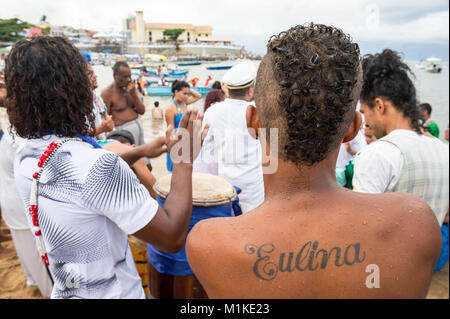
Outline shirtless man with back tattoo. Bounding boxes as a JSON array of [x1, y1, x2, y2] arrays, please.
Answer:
[[186, 24, 441, 298]]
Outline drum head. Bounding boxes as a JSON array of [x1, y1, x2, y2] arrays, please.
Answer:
[[154, 173, 237, 207]]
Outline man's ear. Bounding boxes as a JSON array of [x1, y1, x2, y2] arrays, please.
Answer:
[[343, 111, 362, 143], [374, 97, 387, 114], [246, 105, 260, 139]]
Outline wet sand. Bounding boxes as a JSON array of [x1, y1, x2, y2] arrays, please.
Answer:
[[0, 108, 448, 299]]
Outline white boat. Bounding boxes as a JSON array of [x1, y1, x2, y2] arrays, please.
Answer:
[[425, 57, 443, 73], [415, 61, 426, 70]]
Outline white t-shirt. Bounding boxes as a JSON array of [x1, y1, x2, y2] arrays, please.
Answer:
[[194, 98, 265, 213], [14, 135, 158, 299], [0, 132, 29, 230], [336, 129, 367, 168], [353, 129, 431, 193]]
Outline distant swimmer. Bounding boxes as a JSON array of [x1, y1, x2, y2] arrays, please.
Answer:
[[186, 24, 442, 299], [152, 101, 163, 120]]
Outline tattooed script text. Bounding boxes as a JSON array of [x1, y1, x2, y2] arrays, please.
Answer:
[[244, 241, 366, 281]]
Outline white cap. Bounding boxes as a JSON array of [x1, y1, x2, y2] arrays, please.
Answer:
[[223, 60, 256, 90]]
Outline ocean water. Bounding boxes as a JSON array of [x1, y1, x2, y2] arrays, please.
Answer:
[[410, 62, 449, 138], [93, 60, 449, 141]]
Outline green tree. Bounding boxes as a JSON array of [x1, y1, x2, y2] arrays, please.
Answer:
[[41, 27, 51, 35], [163, 28, 185, 51], [0, 18, 30, 42], [40, 15, 47, 23]]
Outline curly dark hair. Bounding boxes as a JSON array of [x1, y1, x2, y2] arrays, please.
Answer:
[[5, 36, 94, 138], [361, 49, 422, 134], [255, 23, 361, 167]]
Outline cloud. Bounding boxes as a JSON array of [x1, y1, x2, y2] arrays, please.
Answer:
[[1, 0, 448, 56]]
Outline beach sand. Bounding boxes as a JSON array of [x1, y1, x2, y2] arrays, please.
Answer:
[[0, 109, 448, 299]]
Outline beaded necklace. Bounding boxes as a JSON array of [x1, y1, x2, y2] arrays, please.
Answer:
[[29, 136, 101, 266]]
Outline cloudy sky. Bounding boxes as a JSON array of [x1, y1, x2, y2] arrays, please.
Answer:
[[1, 0, 449, 59]]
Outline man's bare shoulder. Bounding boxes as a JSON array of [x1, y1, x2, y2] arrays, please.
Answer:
[[100, 84, 114, 97], [186, 215, 257, 297], [352, 191, 439, 225], [350, 190, 441, 256], [186, 216, 239, 254]]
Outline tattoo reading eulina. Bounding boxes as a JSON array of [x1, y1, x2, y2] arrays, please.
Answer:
[[244, 242, 366, 281]]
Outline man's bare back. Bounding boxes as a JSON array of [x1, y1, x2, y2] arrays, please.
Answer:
[[186, 24, 442, 299], [186, 188, 441, 298]]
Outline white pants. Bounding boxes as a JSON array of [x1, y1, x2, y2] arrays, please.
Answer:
[[10, 228, 53, 298]]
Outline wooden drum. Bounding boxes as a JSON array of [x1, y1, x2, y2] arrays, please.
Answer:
[[147, 172, 239, 299]]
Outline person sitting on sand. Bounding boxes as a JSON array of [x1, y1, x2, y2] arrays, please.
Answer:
[[5, 36, 206, 299], [186, 23, 442, 299]]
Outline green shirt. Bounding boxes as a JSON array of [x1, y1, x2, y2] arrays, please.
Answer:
[[425, 122, 440, 138]]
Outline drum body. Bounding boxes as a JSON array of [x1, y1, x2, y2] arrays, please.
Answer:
[[128, 236, 150, 298], [147, 173, 240, 299]]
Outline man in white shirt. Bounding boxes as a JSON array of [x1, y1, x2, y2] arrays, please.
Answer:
[[353, 49, 449, 225], [194, 60, 264, 214]]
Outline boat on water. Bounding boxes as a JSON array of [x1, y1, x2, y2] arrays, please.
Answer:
[[425, 57, 443, 73], [178, 61, 202, 66], [131, 74, 179, 84], [206, 66, 232, 70], [134, 69, 188, 78], [146, 86, 212, 96]]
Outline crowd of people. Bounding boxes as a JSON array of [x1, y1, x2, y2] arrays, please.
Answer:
[[0, 22, 448, 299]]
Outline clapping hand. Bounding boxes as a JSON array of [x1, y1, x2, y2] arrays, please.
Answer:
[[165, 109, 209, 164]]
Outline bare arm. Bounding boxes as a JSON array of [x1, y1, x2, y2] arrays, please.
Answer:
[[131, 158, 157, 199], [93, 115, 114, 137], [118, 136, 167, 167], [344, 143, 358, 156], [102, 142, 157, 198], [165, 104, 176, 128], [186, 89, 202, 105], [134, 110, 204, 253], [100, 88, 113, 115], [128, 83, 146, 115]]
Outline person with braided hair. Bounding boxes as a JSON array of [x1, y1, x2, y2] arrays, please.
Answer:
[[186, 24, 441, 298], [353, 49, 449, 226]]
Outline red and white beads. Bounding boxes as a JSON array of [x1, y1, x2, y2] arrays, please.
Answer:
[[29, 138, 80, 266]]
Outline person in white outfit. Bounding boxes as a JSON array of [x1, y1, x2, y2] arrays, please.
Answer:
[[194, 60, 265, 213], [0, 131, 53, 297]]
